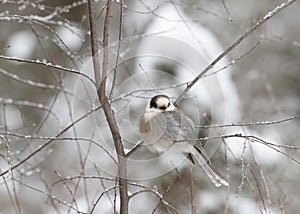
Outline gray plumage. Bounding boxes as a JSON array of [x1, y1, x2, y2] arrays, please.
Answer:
[[140, 95, 228, 187]]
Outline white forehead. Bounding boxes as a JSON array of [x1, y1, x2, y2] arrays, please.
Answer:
[[155, 96, 170, 106]]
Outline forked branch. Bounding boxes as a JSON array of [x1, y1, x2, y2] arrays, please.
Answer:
[[87, 0, 128, 213]]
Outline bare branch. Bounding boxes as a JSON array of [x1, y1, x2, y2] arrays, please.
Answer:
[[13, 178, 85, 213], [175, 0, 297, 105], [0, 132, 118, 165], [0, 105, 102, 177], [129, 189, 179, 214], [203, 41, 261, 78], [109, 0, 123, 99], [220, 0, 233, 22], [88, 0, 129, 213], [196, 116, 300, 129], [0, 97, 60, 122], [0, 55, 96, 86], [189, 168, 195, 214], [88, 0, 101, 88], [152, 174, 178, 213], [125, 140, 143, 158]]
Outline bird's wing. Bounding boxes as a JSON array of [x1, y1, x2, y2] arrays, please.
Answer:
[[162, 111, 211, 163], [155, 111, 228, 187]]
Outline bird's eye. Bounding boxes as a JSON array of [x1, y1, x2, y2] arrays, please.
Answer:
[[168, 103, 170, 107], [150, 100, 157, 109]]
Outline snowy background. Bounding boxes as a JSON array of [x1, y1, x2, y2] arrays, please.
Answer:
[[0, 0, 300, 213]]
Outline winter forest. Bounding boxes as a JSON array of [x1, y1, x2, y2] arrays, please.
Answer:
[[0, 0, 300, 213]]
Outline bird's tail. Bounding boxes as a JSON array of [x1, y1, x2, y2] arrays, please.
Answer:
[[191, 148, 229, 187]]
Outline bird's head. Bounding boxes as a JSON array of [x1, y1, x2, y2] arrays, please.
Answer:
[[146, 95, 176, 112]]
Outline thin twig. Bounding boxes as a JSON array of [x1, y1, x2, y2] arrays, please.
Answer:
[[242, 172, 264, 213], [189, 167, 195, 214], [196, 115, 300, 129], [90, 186, 118, 213], [221, 0, 233, 22], [249, 166, 267, 213], [0, 93, 134, 177], [152, 174, 179, 213], [109, 0, 123, 99], [0, 55, 96, 86], [125, 140, 143, 158], [0, 105, 102, 177], [203, 41, 261, 78], [129, 189, 179, 214], [87, 0, 101, 88], [53, 171, 79, 211], [175, 133, 300, 165], [175, 0, 297, 105], [249, 145, 272, 213], [0, 133, 118, 165], [13, 178, 85, 213], [1, 109, 21, 214]]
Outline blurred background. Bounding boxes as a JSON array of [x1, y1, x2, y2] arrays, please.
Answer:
[[0, 0, 299, 213]]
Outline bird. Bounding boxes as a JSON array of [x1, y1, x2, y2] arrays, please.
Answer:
[[139, 95, 228, 187]]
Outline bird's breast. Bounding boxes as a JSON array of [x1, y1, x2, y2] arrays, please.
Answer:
[[139, 112, 173, 153]]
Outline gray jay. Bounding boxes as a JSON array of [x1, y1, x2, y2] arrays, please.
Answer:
[[139, 95, 228, 187]]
